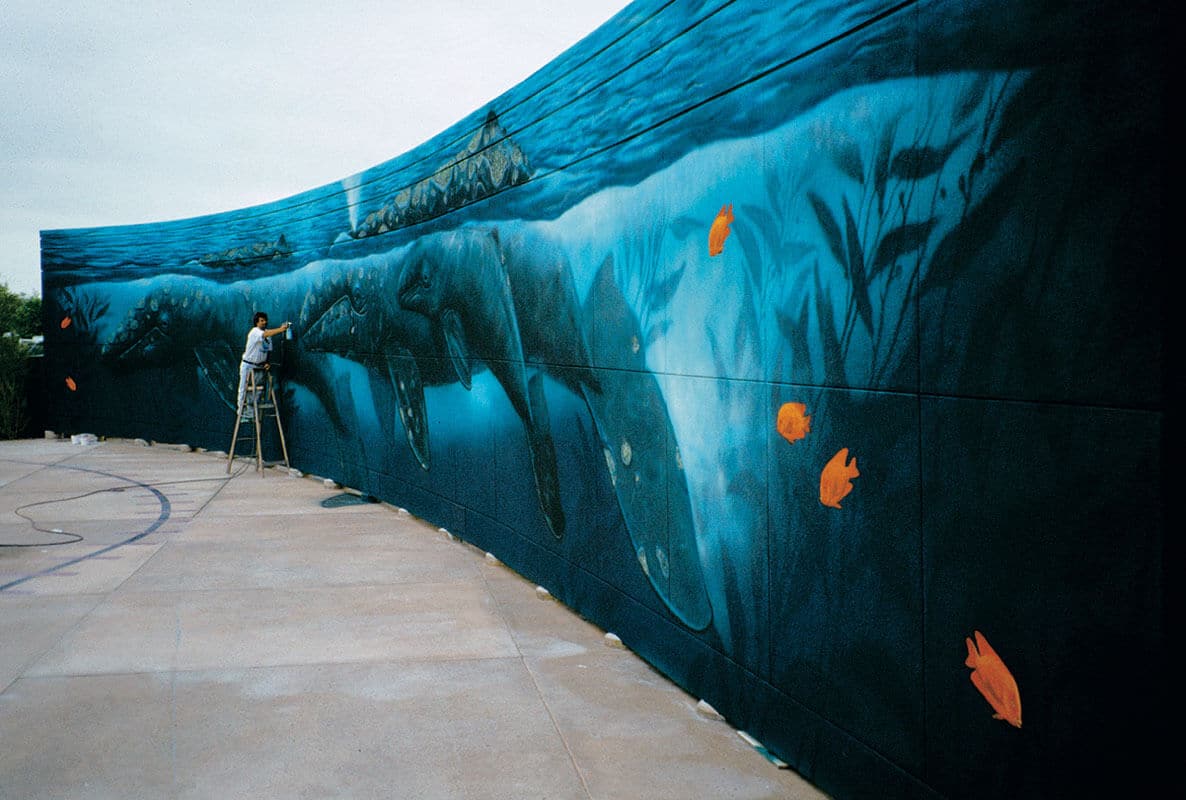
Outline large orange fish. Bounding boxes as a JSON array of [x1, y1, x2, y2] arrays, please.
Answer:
[[965, 630, 1022, 728], [776, 402, 811, 444], [60, 316, 72, 329], [819, 447, 858, 508], [65, 376, 77, 392], [708, 203, 734, 256]]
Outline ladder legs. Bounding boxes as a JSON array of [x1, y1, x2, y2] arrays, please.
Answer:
[[270, 381, 290, 468], [226, 391, 245, 474], [252, 378, 263, 474], [227, 368, 287, 474]]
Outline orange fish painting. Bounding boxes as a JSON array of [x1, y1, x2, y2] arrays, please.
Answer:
[[60, 316, 73, 329], [776, 402, 811, 444], [965, 630, 1022, 728], [708, 203, 734, 256], [65, 376, 77, 392], [819, 447, 858, 508]]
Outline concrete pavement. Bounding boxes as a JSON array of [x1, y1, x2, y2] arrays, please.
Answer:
[[0, 438, 829, 800]]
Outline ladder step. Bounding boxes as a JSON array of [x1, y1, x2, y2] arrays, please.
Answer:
[[227, 369, 289, 474]]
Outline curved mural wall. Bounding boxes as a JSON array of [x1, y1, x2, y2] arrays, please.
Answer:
[[40, 1, 1164, 797]]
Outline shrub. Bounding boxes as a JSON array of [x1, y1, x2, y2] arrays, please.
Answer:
[[0, 335, 31, 439]]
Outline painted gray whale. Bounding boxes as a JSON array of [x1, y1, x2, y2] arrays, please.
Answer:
[[78, 231, 712, 629], [397, 226, 712, 629], [290, 258, 453, 471], [83, 270, 392, 452], [398, 228, 568, 539]]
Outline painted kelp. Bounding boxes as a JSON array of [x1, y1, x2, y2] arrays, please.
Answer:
[[41, 1, 1163, 798]]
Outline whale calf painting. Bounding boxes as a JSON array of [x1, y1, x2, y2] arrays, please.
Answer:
[[40, 1, 1164, 797]]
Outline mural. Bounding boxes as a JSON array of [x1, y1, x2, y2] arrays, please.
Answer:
[[39, 1, 1164, 798]]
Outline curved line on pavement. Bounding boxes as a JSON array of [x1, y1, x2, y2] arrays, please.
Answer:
[[0, 464, 172, 592]]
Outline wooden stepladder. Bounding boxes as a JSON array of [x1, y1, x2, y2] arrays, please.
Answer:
[[226, 367, 290, 474]]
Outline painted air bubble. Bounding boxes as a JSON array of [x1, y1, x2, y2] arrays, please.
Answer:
[[603, 448, 617, 487], [620, 439, 632, 467]]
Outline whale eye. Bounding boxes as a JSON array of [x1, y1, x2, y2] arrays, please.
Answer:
[[419, 272, 431, 289]]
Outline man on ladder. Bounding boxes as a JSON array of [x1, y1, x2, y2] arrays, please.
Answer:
[[228, 311, 291, 473]]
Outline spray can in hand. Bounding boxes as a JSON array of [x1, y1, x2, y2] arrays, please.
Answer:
[[285, 322, 293, 341]]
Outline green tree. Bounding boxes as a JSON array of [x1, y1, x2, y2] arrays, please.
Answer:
[[0, 334, 30, 438], [0, 282, 39, 438], [15, 294, 41, 337], [0, 284, 41, 337], [0, 285, 21, 335]]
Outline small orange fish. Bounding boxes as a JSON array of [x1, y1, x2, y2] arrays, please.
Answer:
[[965, 630, 1022, 728], [60, 316, 73, 329], [776, 402, 811, 444], [819, 447, 858, 508], [65, 376, 77, 392], [708, 203, 734, 256]]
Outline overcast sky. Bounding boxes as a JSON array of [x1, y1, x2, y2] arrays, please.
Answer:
[[0, 0, 632, 296]]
